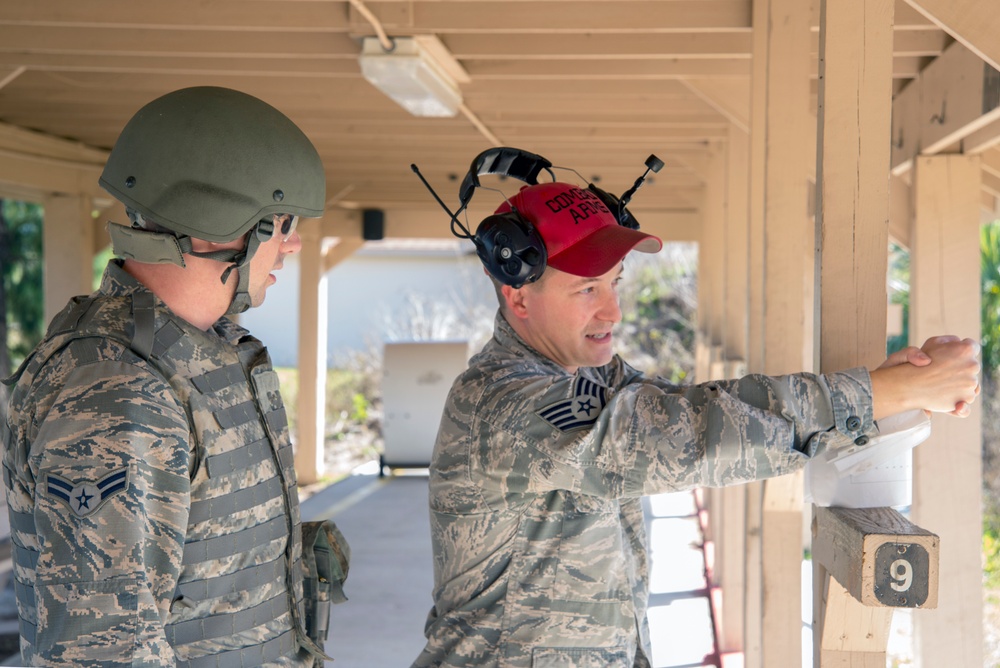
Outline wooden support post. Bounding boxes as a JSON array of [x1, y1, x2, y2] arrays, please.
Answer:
[[813, 0, 930, 666], [295, 227, 364, 485], [743, 481, 764, 663], [41, 193, 94, 322], [910, 154, 983, 667], [747, 0, 813, 664], [295, 222, 328, 485], [697, 140, 728, 377], [716, 125, 750, 655]]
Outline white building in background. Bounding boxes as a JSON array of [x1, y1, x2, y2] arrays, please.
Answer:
[[241, 238, 497, 368]]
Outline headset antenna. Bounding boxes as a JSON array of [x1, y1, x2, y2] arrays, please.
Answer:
[[410, 163, 476, 241], [617, 154, 664, 211]]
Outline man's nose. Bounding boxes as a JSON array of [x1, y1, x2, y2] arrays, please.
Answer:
[[280, 229, 302, 254], [599, 291, 622, 324]]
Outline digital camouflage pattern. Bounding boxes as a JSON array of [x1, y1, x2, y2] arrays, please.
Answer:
[[1, 260, 341, 666], [414, 313, 877, 668]]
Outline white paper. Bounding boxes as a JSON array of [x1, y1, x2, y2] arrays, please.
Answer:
[[805, 409, 931, 508]]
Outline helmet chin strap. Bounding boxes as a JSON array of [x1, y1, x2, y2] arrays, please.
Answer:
[[108, 218, 275, 316], [217, 219, 274, 315]]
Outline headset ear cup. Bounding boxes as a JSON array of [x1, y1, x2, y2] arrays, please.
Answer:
[[475, 213, 547, 288], [587, 184, 641, 230]]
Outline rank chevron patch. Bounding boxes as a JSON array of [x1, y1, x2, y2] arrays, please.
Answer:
[[537, 376, 609, 432], [46, 468, 129, 518]]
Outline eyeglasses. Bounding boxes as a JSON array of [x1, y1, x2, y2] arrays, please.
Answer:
[[275, 214, 299, 241]]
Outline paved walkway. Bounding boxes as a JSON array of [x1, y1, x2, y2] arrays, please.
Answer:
[[308, 465, 720, 667]]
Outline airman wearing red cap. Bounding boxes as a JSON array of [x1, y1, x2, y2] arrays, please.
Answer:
[[414, 153, 979, 668]]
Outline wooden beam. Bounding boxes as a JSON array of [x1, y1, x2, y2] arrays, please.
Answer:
[[0, 66, 24, 90], [0, 121, 108, 197], [323, 236, 364, 274], [813, 507, 939, 608], [331, 207, 702, 243], [910, 154, 983, 667], [349, 1, 754, 34], [963, 116, 1000, 154], [903, 0, 1000, 71], [680, 79, 750, 134], [891, 40, 1000, 175]]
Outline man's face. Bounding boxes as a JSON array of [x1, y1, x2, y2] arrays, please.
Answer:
[[247, 214, 301, 307], [507, 263, 624, 373]]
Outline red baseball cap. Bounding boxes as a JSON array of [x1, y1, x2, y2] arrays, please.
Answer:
[[495, 182, 663, 277]]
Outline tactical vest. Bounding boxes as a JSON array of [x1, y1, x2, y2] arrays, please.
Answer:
[[2, 290, 346, 666]]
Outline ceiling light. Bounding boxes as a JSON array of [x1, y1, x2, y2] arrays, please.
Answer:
[[359, 36, 467, 118]]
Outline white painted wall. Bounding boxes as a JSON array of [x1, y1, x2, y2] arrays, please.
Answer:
[[241, 241, 496, 368]]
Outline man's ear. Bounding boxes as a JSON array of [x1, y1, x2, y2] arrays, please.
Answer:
[[502, 284, 529, 319]]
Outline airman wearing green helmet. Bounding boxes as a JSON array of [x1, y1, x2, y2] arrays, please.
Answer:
[[3, 86, 349, 666]]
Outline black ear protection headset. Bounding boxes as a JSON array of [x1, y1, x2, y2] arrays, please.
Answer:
[[411, 147, 663, 288]]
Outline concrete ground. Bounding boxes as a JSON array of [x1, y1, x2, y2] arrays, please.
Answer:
[[309, 465, 719, 667]]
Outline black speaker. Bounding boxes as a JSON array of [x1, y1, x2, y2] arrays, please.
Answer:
[[362, 209, 385, 240]]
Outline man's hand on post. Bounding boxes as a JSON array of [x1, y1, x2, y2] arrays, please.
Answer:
[[870, 335, 981, 420]]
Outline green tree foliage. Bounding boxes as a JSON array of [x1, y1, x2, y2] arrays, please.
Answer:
[[0, 199, 44, 378], [617, 245, 697, 383], [886, 242, 910, 357], [982, 221, 1000, 377]]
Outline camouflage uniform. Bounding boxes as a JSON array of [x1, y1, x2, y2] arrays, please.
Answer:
[[1, 260, 346, 666], [414, 313, 877, 668]]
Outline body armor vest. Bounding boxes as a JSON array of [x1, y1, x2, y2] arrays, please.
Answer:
[[2, 289, 326, 666]]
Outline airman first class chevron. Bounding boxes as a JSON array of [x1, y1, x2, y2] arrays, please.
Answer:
[[46, 468, 129, 518], [536, 376, 609, 432]]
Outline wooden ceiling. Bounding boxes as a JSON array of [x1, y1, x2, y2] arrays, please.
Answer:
[[0, 0, 994, 236]]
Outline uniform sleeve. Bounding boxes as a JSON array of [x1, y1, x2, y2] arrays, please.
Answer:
[[28, 358, 190, 666], [469, 366, 876, 502]]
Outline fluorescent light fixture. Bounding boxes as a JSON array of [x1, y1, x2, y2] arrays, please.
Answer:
[[359, 35, 465, 118]]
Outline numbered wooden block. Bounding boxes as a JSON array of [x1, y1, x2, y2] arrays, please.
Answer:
[[813, 506, 939, 609]]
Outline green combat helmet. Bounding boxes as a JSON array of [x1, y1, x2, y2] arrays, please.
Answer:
[[99, 86, 326, 314]]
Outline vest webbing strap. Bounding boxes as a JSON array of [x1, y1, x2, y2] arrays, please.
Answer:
[[213, 401, 258, 429], [9, 509, 35, 535], [130, 291, 155, 360], [175, 628, 296, 668], [47, 298, 93, 335], [151, 321, 185, 359], [187, 476, 283, 525], [277, 442, 294, 472], [20, 617, 35, 646], [166, 590, 290, 646], [182, 515, 287, 565], [263, 405, 288, 437], [13, 543, 39, 571], [205, 438, 271, 478], [15, 579, 34, 621], [175, 556, 286, 603], [191, 364, 245, 395]]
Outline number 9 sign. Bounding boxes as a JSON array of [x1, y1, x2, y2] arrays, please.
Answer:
[[874, 542, 930, 607]]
